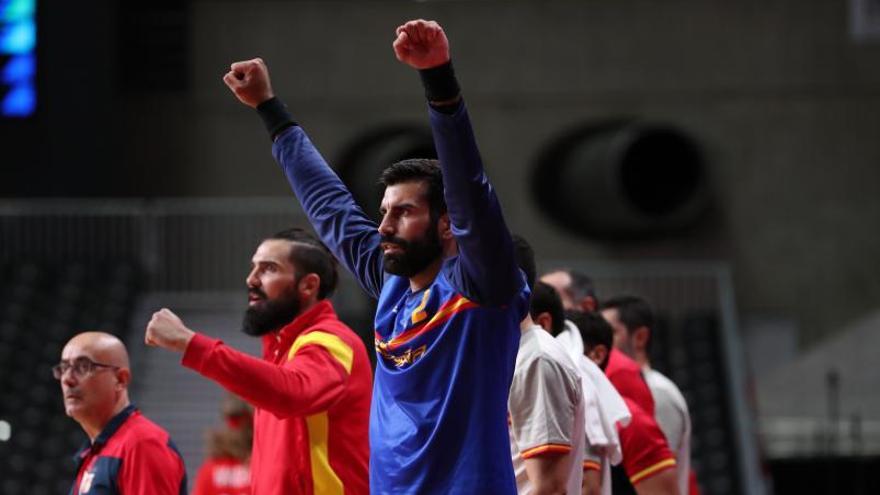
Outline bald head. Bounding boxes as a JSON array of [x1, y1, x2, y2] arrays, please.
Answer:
[[59, 332, 132, 440], [63, 331, 131, 370]]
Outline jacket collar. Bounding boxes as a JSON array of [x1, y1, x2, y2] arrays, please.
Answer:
[[73, 404, 137, 464], [269, 299, 336, 354]]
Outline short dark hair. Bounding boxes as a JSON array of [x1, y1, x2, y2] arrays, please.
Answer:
[[268, 228, 338, 299], [568, 270, 597, 304], [379, 159, 447, 220], [530, 282, 565, 336], [601, 294, 654, 335], [567, 309, 613, 357], [511, 234, 536, 290], [547, 268, 597, 304]]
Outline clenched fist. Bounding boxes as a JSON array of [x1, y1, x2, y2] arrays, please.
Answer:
[[223, 57, 274, 108], [145, 308, 195, 353], [392, 19, 450, 70]]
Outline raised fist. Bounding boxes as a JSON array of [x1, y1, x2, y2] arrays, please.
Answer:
[[145, 308, 195, 353], [392, 19, 450, 70], [223, 58, 275, 108]]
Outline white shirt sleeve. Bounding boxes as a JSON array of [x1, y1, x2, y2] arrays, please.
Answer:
[[509, 356, 580, 458]]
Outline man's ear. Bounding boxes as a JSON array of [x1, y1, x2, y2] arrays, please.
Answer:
[[633, 326, 650, 351], [580, 296, 598, 313], [438, 213, 453, 240], [587, 345, 608, 368], [534, 312, 553, 333], [115, 368, 131, 390], [298, 273, 321, 299]]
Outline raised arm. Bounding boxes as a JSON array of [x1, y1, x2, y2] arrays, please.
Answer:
[[393, 20, 524, 306], [223, 58, 384, 298], [146, 309, 350, 418]]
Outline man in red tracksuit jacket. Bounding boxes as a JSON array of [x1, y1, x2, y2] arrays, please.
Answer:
[[145, 228, 372, 495], [57, 331, 187, 495]]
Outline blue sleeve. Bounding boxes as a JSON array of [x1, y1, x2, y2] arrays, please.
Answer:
[[429, 102, 525, 307], [271, 126, 385, 299]]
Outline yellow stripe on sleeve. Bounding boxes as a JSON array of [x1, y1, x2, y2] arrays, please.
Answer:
[[630, 458, 677, 485], [306, 412, 344, 495], [520, 443, 572, 459], [288, 331, 354, 374]]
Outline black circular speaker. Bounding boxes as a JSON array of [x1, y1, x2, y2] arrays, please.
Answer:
[[337, 125, 437, 221], [532, 120, 709, 240]]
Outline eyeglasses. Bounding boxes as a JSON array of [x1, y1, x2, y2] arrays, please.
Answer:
[[52, 357, 119, 380]]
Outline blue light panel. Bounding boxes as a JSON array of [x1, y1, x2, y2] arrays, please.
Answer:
[[1, 0, 36, 118]]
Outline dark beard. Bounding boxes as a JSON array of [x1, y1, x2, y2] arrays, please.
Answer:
[[381, 223, 443, 278], [242, 287, 302, 336]]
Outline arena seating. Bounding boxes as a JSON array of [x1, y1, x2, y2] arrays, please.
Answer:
[[651, 311, 743, 495], [0, 260, 142, 494]]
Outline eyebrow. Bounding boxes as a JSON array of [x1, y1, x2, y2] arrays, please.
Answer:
[[60, 355, 91, 363], [381, 201, 420, 213]]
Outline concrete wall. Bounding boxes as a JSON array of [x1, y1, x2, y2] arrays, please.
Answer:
[[66, 1, 880, 345]]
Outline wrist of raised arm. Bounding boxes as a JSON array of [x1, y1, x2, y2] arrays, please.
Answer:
[[181, 332, 218, 372], [419, 61, 461, 112], [256, 96, 297, 141]]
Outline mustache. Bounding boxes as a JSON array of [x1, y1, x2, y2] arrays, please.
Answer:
[[380, 235, 409, 248], [248, 288, 267, 299]]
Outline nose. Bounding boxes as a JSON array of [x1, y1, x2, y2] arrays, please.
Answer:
[[246, 267, 260, 288], [378, 212, 395, 238], [61, 368, 78, 388]]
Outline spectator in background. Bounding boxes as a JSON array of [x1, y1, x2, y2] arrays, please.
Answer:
[[575, 311, 679, 495], [193, 394, 253, 495], [56, 332, 187, 495], [602, 295, 699, 495]]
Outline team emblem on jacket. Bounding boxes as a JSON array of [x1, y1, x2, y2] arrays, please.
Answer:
[[79, 471, 95, 493]]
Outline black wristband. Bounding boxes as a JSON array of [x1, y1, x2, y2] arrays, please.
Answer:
[[256, 97, 297, 141], [418, 61, 461, 103]]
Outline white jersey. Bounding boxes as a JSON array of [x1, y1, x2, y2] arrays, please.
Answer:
[[558, 319, 632, 495], [556, 319, 585, 360], [509, 325, 585, 495], [644, 366, 692, 495]]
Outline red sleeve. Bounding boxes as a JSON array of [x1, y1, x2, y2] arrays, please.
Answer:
[[119, 437, 185, 495], [689, 469, 701, 495], [610, 369, 654, 415], [192, 459, 217, 495], [606, 351, 655, 416], [618, 398, 676, 486], [182, 333, 350, 418]]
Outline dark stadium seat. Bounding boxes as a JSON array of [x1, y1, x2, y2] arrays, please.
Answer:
[[0, 260, 144, 490], [649, 311, 742, 495]]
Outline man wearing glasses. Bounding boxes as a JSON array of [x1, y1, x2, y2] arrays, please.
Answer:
[[56, 331, 187, 495]]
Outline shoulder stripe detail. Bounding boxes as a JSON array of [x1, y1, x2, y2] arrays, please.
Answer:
[[378, 294, 478, 351], [583, 460, 601, 472], [288, 331, 354, 374], [520, 443, 572, 459], [306, 412, 344, 495], [630, 458, 677, 485]]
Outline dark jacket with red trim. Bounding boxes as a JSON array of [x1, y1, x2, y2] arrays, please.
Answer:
[[69, 405, 186, 495]]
